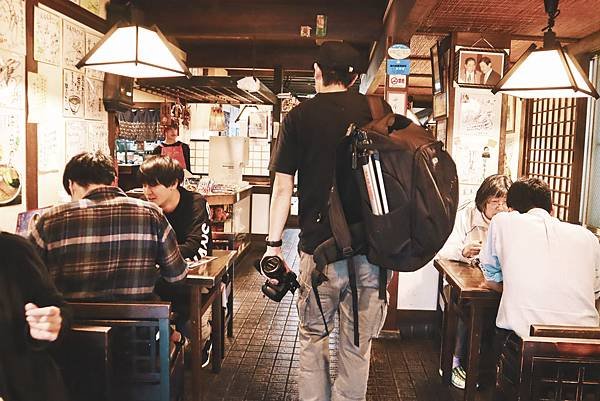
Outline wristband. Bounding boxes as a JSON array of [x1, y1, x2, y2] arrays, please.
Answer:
[[265, 237, 282, 247]]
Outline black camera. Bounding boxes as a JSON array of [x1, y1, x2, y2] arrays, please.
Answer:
[[254, 256, 300, 302]]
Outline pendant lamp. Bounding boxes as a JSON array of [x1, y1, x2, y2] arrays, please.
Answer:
[[76, 21, 192, 79], [209, 105, 226, 132], [492, 0, 598, 99]]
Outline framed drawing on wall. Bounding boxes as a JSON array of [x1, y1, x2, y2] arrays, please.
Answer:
[[248, 111, 269, 139], [454, 47, 508, 88], [433, 92, 446, 118], [430, 42, 443, 94]]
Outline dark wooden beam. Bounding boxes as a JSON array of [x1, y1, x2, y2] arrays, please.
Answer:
[[360, 0, 441, 94], [184, 42, 371, 70], [138, 0, 385, 44], [566, 31, 600, 56], [39, 0, 108, 33]]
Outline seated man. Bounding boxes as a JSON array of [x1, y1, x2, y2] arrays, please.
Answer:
[[479, 177, 600, 340], [139, 155, 213, 366], [29, 151, 188, 301]]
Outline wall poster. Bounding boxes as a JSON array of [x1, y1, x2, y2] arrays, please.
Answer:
[[80, 0, 100, 16], [38, 125, 59, 173], [0, 49, 24, 109], [62, 20, 85, 69], [87, 120, 109, 155], [34, 7, 61, 65], [63, 69, 84, 118], [386, 91, 407, 116], [0, 109, 24, 167], [84, 32, 104, 79], [65, 119, 87, 160], [0, 0, 26, 55], [452, 87, 502, 202], [84, 77, 104, 120], [27, 71, 47, 123]]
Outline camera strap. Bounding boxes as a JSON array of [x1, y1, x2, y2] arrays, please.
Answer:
[[311, 284, 330, 336]]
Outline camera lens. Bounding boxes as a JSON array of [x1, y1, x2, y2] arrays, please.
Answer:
[[261, 256, 281, 277]]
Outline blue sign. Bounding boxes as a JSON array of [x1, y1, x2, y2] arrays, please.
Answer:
[[387, 59, 410, 75]]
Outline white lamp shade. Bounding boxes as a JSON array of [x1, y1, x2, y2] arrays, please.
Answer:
[[77, 23, 191, 79], [493, 45, 599, 99]]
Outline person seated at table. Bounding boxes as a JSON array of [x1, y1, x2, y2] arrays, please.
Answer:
[[139, 155, 214, 366], [1, 231, 71, 401], [437, 174, 511, 389], [29, 151, 188, 301], [479, 177, 600, 342], [153, 121, 191, 171]]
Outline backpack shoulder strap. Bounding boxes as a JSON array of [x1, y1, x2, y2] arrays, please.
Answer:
[[366, 95, 387, 120]]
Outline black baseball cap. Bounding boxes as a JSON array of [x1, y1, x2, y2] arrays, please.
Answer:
[[315, 41, 364, 73]]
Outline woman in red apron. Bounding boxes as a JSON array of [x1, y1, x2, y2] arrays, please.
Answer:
[[152, 121, 191, 170]]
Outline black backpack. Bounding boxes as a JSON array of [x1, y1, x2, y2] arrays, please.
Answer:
[[311, 97, 458, 345]]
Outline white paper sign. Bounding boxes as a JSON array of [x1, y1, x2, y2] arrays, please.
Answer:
[[0, 0, 26, 55], [34, 7, 61, 65], [63, 69, 85, 118]]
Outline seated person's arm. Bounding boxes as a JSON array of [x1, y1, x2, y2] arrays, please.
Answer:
[[478, 220, 503, 293], [157, 218, 188, 283], [437, 207, 475, 263], [16, 234, 71, 344], [179, 197, 212, 259]]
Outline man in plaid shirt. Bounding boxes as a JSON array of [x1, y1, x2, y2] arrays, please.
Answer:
[[29, 151, 188, 301]]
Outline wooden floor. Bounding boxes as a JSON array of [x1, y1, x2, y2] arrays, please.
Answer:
[[189, 229, 494, 401]]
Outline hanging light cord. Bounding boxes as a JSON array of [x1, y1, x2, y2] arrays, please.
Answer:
[[542, 0, 560, 32]]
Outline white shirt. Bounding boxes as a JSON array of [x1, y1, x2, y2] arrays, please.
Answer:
[[437, 201, 489, 263], [479, 208, 600, 338]]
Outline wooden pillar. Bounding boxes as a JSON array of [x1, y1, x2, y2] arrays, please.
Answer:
[[25, 0, 39, 209]]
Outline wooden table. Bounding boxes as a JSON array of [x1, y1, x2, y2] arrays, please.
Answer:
[[434, 259, 500, 401], [186, 250, 237, 401]]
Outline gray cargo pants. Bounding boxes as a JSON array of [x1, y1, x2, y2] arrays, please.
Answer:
[[297, 252, 389, 401]]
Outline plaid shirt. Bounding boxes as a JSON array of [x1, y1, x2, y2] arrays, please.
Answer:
[[29, 186, 187, 300]]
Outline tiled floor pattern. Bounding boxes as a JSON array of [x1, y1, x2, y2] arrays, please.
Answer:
[[190, 229, 491, 401]]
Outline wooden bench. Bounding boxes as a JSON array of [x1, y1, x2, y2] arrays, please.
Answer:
[[495, 324, 600, 401], [55, 301, 184, 401]]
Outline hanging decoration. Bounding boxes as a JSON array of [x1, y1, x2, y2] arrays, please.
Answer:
[[209, 105, 226, 132]]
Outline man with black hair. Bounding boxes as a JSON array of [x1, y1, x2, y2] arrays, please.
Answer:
[[139, 155, 213, 365], [29, 151, 187, 301], [264, 41, 408, 401], [479, 57, 501, 85], [139, 155, 212, 260], [479, 177, 600, 339]]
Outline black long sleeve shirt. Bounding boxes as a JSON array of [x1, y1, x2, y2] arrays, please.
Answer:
[[166, 187, 212, 259], [0, 232, 72, 401]]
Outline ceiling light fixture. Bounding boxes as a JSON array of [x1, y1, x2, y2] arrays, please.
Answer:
[[492, 0, 598, 99], [76, 21, 192, 79]]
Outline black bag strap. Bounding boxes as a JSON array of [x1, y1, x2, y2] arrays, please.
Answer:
[[366, 96, 390, 302], [328, 172, 361, 347]]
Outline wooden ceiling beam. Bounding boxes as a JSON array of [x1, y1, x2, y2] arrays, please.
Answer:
[[184, 43, 371, 71], [360, 0, 441, 94], [138, 1, 385, 44]]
